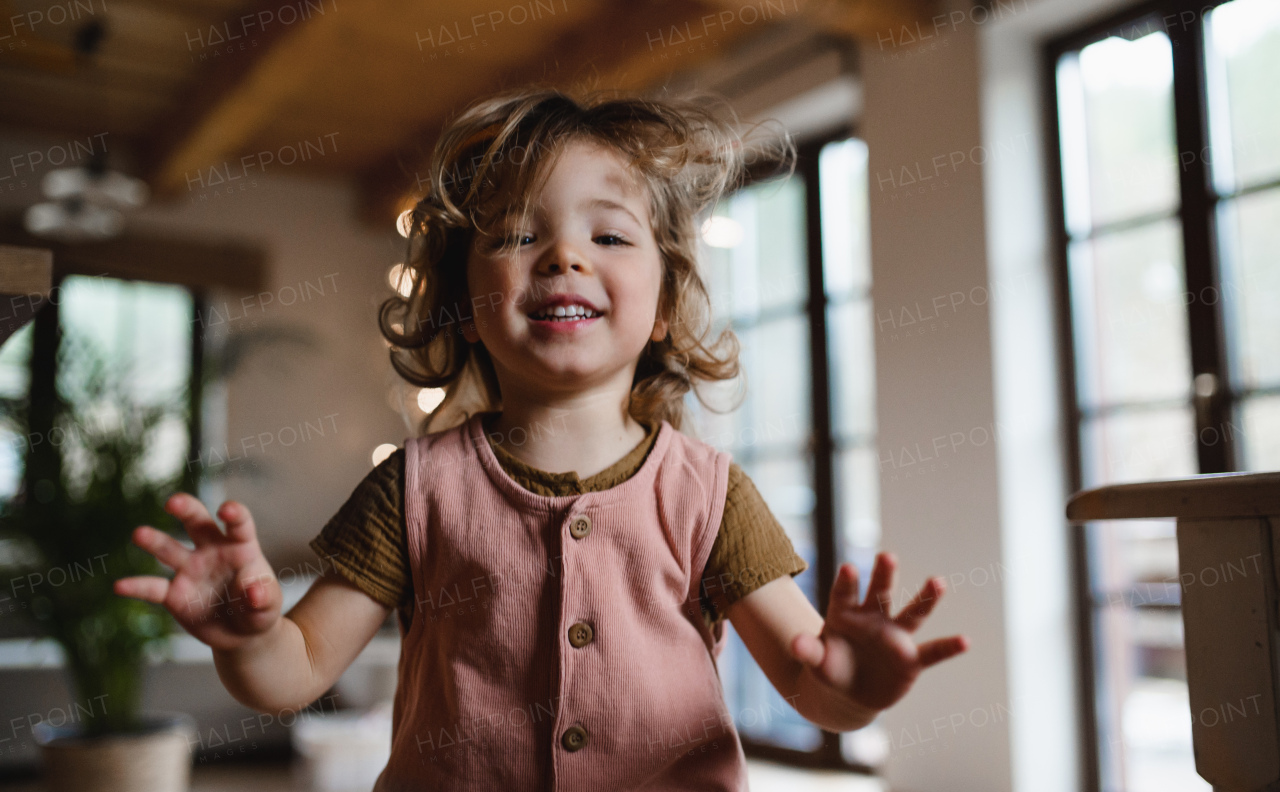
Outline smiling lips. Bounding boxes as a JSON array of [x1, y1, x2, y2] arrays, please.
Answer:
[[527, 294, 602, 327], [530, 304, 599, 321]]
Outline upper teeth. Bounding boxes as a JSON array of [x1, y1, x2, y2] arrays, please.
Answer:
[[534, 304, 597, 320]]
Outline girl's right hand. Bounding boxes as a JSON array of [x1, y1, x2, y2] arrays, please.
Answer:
[[115, 493, 283, 652]]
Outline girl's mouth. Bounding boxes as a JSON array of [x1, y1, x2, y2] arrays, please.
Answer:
[[529, 301, 604, 330], [528, 304, 600, 322]]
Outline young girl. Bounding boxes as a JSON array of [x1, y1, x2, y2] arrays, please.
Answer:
[[116, 89, 967, 790]]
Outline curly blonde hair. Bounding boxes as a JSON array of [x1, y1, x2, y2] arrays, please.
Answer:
[[380, 87, 794, 434]]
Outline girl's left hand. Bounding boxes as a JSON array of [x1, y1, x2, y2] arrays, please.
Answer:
[[788, 552, 968, 712]]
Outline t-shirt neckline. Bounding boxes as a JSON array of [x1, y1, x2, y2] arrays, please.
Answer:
[[466, 412, 673, 511]]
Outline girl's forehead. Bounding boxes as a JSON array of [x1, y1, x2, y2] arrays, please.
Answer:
[[548, 139, 645, 196], [494, 139, 651, 220]]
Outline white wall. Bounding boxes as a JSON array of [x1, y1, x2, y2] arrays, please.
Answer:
[[861, 9, 1014, 790], [981, 3, 1148, 791]]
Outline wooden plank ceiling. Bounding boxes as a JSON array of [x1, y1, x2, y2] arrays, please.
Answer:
[[0, 0, 933, 226]]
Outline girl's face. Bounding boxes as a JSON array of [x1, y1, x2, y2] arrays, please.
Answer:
[[463, 139, 667, 399]]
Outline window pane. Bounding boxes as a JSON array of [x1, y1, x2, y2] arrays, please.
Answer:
[[722, 450, 822, 753], [835, 445, 879, 562], [0, 322, 31, 399], [740, 452, 816, 602], [1219, 188, 1280, 391], [57, 276, 193, 487], [1080, 407, 1197, 488], [0, 324, 32, 498], [828, 300, 876, 440], [1239, 394, 1280, 471], [686, 376, 743, 450], [700, 177, 807, 320], [1087, 519, 1205, 792], [736, 317, 812, 449], [59, 276, 192, 406], [819, 138, 870, 298], [1069, 221, 1192, 408], [1089, 519, 1180, 597], [1206, 0, 1280, 191], [1058, 34, 1178, 233], [719, 624, 823, 752], [752, 179, 808, 313], [1093, 605, 1206, 792]]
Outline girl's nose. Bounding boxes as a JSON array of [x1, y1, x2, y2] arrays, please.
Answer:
[[537, 239, 591, 276]]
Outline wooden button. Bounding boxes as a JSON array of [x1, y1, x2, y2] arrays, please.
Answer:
[[569, 515, 592, 539], [561, 725, 588, 752], [568, 622, 594, 648]]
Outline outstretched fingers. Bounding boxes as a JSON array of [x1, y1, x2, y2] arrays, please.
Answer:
[[918, 635, 970, 668], [894, 577, 946, 632], [217, 500, 259, 545], [165, 493, 225, 546], [114, 575, 171, 604], [829, 563, 861, 613], [862, 552, 897, 615], [132, 526, 191, 570]]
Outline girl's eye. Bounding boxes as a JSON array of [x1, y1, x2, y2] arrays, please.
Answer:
[[490, 233, 534, 249], [595, 234, 629, 246]]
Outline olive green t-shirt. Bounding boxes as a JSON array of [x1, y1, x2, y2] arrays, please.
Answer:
[[310, 424, 807, 631]]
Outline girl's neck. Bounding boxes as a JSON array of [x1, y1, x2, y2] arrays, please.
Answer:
[[489, 389, 649, 480]]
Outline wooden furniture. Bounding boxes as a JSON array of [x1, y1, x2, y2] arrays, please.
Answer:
[[0, 244, 53, 345], [1068, 472, 1280, 792]]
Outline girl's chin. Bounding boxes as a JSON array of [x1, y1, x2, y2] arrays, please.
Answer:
[[503, 351, 630, 386]]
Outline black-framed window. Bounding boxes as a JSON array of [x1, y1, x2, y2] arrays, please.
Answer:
[[1, 274, 203, 512], [1046, 0, 1280, 789], [689, 133, 885, 771]]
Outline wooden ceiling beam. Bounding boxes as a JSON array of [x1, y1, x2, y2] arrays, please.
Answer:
[[355, 0, 773, 227], [699, 0, 938, 41], [137, 0, 337, 196], [0, 218, 267, 294]]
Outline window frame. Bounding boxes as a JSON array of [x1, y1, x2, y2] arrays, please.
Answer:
[[1041, 0, 1256, 788], [722, 128, 879, 774]]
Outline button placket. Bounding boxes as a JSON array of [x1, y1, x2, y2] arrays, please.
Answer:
[[558, 503, 595, 761]]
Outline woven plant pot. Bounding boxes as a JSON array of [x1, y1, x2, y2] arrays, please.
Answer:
[[34, 713, 196, 792]]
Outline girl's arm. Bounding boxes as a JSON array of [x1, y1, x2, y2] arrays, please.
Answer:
[[212, 571, 390, 713], [115, 494, 391, 715], [724, 553, 968, 733]]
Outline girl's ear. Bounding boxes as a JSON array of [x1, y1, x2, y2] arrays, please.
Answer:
[[462, 320, 480, 344], [650, 313, 669, 343], [650, 290, 670, 342]]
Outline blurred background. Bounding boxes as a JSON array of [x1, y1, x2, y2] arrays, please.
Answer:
[[0, 0, 1276, 790]]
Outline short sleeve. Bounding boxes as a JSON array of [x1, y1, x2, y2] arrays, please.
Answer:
[[699, 462, 809, 622], [309, 449, 411, 611]]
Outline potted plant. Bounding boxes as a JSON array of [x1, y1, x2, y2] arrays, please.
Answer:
[[0, 329, 196, 792]]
